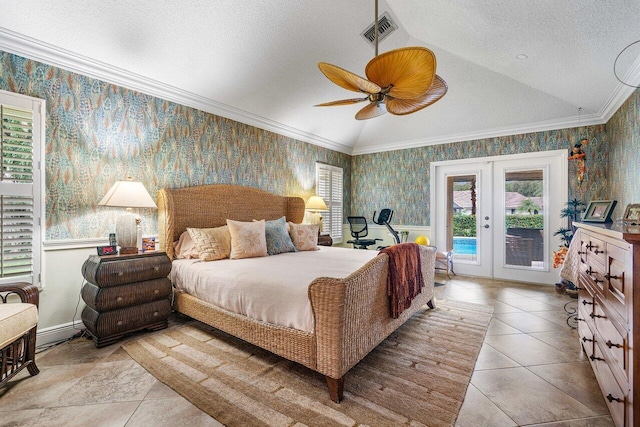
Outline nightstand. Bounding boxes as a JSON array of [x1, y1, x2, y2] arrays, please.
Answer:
[[81, 251, 172, 347], [318, 233, 333, 246]]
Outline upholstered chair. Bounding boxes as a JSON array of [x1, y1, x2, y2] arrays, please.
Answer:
[[0, 282, 39, 388]]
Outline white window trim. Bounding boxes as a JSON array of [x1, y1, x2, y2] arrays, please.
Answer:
[[0, 90, 45, 289], [315, 162, 343, 244]]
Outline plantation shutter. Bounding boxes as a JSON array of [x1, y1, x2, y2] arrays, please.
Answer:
[[0, 92, 43, 286], [316, 163, 343, 243]]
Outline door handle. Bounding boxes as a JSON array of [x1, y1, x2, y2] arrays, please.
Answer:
[[484, 224, 490, 228]]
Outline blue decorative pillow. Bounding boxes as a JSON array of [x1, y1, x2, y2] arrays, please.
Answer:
[[264, 216, 297, 255]]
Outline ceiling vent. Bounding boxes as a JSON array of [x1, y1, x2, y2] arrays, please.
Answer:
[[361, 12, 397, 47]]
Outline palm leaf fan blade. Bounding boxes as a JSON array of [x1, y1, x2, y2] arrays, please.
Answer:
[[355, 102, 387, 120], [386, 75, 448, 115], [315, 97, 368, 107], [317, 62, 381, 94], [365, 47, 436, 99]]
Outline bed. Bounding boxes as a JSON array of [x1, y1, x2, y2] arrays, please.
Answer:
[[158, 184, 436, 402]]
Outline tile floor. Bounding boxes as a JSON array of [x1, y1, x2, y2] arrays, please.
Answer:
[[0, 275, 613, 426]]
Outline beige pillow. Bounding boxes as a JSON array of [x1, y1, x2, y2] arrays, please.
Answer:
[[226, 219, 268, 259], [187, 226, 231, 261], [173, 231, 199, 259], [288, 222, 319, 251]]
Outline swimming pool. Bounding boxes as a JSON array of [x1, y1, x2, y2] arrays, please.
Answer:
[[453, 237, 477, 255]]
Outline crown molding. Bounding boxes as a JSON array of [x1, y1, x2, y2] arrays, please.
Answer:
[[599, 53, 640, 122], [0, 28, 353, 155], [351, 113, 604, 155]]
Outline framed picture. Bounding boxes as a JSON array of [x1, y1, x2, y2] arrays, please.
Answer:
[[623, 203, 640, 224], [582, 200, 617, 223]]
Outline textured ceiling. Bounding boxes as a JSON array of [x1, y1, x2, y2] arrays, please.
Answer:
[[1, 0, 639, 154]]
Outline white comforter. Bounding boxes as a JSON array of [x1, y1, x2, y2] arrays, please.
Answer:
[[171, 246, 378, 333]]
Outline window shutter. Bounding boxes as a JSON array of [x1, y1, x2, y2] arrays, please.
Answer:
[[0, 102, 38, 283], [316, 163, 343, 243]]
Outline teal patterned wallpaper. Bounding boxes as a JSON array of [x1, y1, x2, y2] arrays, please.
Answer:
[[0, 49, 626, 236], [0, 51, 351, 240], [607, 88, 640, 214], [351, 126, 608, 226]]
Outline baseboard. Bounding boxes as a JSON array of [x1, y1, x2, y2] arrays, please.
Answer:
[[37, 321, 85, 347]]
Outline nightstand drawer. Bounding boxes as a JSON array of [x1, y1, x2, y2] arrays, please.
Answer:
[[82, 252, 171, 287], [82, 278, 171, 311], [81, 299, 171, 342]]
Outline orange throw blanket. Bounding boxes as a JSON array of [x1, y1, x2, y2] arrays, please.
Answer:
[[380, 243, 424, 319]]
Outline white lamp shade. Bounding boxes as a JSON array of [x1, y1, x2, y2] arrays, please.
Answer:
[[98, 180, 157, 209], [306, 195, 327, 211]]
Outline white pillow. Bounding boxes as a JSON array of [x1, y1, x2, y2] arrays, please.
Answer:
[[186, 226, 231, 261], [226, 219, 268, 259], [288, 222, 319, 251]]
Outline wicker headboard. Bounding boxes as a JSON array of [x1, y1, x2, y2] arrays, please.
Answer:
[[158, 184, 306, 259]]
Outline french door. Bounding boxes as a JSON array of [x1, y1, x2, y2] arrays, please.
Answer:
[[431, 150, 567, 284]]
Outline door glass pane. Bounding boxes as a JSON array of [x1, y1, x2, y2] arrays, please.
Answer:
[[504, 169, 544, 268], [448, 174, 478, 263]]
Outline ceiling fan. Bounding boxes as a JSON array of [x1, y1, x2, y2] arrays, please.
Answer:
[[316, 0, 447, 120]]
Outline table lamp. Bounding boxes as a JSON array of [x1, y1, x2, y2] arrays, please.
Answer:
[[98, 178, 157, 254], [305, 195, 328, 231]]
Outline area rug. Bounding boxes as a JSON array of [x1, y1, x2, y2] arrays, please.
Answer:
[[122, 299, 493, 427]]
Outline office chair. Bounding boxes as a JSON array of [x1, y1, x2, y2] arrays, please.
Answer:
[[347, 216, 381, 249]]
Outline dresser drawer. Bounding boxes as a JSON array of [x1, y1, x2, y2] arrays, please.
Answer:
[[578, 318, 594, 360], [581, 258, 606, 294], [81, 278, 171, 311], [592, 343, 626, 427], [82, 252, 172, 287], [81, 299, 171, 340], [594, 309, 627, 386], [605, 243, 629, 323], [584, 234, 606, 265]]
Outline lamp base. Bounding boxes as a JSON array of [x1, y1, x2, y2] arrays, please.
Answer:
[[118, 247, 139, 255], [116, 211, 139, 254]]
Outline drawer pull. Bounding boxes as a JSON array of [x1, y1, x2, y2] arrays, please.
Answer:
[[581, 337, 593, 343], [606, 340, 622, 349], [606, 394, 622, 403], [578, 250, 587, 255], [116, 296, 123, 303], [118, 271, 124, 276], [585, 267, 594, 275], [581, 300, 593, 306], [576, 317, 585, 322], [590, 313, 607, 319], [586, 243, 595, 250], [593, 278, 603, 284], [154, 266, 160, 271], [154, 289, 159, 295], [604, 273, 619, 280], [153, 311, 159, 317], [590, 355, 605, 361], [593, 249, 604, 255], [117, 320, 123, 326]]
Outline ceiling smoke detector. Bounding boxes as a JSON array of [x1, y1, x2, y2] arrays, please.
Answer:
[[361, 12, 397, 46]]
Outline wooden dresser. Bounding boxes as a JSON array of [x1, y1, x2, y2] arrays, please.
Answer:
[[575, 222, 640, 427], [81, 251, 172, 347]]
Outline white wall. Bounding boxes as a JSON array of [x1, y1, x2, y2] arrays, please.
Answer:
[[38, 239, 109, 345], [337, 224, 432, 249]]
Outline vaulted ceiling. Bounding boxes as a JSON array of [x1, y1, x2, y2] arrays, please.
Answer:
[[1, 0, 639, 154]]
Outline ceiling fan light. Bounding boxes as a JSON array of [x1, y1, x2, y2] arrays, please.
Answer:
[[356, 101, 387, 120]]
